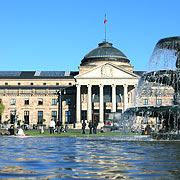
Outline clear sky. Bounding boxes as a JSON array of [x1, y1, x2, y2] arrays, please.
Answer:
[[0, 0, 179, 72]]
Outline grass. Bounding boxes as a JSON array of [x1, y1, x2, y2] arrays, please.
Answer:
[[23, 130, 141, 136], [0, 129, 141, 136], [24, 130, 122, 136]]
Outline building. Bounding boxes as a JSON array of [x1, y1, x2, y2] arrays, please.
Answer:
[[0, 41, 142, 129]]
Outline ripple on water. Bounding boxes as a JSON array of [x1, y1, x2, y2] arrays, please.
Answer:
[[0, 136, 180, 179]]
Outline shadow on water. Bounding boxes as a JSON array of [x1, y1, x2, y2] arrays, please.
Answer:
[[0, 136, 180, 179]]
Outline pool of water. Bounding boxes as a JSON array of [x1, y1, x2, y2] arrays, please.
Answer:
[[0, 135, 180, 179]]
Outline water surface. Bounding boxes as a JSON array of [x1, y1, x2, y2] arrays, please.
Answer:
[[0, 135, 180, 179]]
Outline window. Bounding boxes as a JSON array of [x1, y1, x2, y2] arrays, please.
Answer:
[[52, 111, 57, 121], [38, 111, 43, 124], [43, 83, 46, 86], [52, 99, 57, 105], [143, 99, 148, 105], [65, 111, 71, 123], [38, 99, 43, 105], [24, 99, 29, 105], [24, 111, 29, 124], [66, 99, 70, 105], [30, 82, 33, 85], [5, 82, 8, 85], [156, 99, 162, 105], [18, 83, 21, 85], [69, 83, 72, 85], [10, 98, 16, 105], [10, 110, 15, 124], [56, 83, 59, 86]]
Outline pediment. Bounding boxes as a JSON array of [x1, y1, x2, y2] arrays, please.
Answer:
[[75, 63, 139, 79]]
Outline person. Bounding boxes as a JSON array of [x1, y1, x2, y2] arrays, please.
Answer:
[[60, 126, 65, 132], [40, 125, 44, 134], [145, 124, 151, 135], [65, 124, 68, 132], [49, 119, 55, 134], [93, 119, 98, 134], [8, 125, 15, 135], [0, 128, 10, 135], [88, 121, 93, 134], [100, 127, 104, 133], [82, 120, 86, 134], [56, 120, 61, 134], [17, 127, 25, 136]]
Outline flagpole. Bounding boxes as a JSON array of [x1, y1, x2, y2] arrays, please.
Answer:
[[105, 21, 106, 42], [105, 14, 106, 42]]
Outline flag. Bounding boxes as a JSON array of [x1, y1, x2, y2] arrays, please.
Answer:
[[104, 18, 107, 24]]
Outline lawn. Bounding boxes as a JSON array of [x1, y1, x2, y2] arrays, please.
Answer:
[[0, 129, 141, 136], [23, 130, 141, 136], [24, 130, 122, 136]]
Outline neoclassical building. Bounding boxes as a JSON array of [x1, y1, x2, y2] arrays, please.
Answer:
[[0, 41, 142, 129]]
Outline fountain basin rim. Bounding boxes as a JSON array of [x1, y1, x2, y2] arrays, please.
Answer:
[[157, 36, 180, 44], [156, 36, 180, 50], [141, 69, 180, 85], [142, 69, 180, 77], [126, 105, 180, 117]]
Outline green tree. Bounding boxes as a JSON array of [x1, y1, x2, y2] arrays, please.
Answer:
[[37, 118, 46, 125], [0, 102, 4, 116]]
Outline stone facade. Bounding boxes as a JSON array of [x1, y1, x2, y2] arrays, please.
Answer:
[[1, 40, 171, 130], [0, 78, 76, 128]]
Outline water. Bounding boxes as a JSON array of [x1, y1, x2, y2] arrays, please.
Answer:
[[0, 136, 180, 180]]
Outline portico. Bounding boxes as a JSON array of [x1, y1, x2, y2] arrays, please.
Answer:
[[75, 62, 139, 128]]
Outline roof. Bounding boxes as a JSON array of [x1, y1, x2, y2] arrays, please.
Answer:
[[0, 71, 79, 79], [81, 41, 130, 66], [133, 71, 145, 76]]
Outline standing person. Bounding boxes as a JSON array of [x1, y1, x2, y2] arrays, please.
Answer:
[[93, 119, 98, 134], [49, 119, 55, 134], [56, 119, 61, 134], [145, 124, 151, 135], [88, 121, 93, 134], [82, 120, 86, 134], [65, 124, 68, 132]]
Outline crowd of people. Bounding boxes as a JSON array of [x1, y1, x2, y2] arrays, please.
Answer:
[[0, 119, 104, 136], [48, 119, 102, 135], [82, 119, 103, 134], [0, 125, 26, 136], [48, 119, 68, 134]]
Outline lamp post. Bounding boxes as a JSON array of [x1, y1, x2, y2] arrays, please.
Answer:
[[14, 107, 18, 128], [56, 90, 62, 125], [56, 89, 66, 125], [14, 107, 17, 124]]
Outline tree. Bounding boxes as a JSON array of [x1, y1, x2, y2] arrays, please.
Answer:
[[0, 102, 4, 116], [37, 118, 46, 125]]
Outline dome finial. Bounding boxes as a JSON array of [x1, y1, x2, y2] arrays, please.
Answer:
[[104, 14, 107, 42]]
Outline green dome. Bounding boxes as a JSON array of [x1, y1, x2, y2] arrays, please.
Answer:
[[81, 41, 129, 66]]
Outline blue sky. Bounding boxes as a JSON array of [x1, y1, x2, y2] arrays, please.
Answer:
[[0, 0, 179, 71]]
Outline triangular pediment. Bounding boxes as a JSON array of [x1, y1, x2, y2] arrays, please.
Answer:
[[75, 63, 140, 79]]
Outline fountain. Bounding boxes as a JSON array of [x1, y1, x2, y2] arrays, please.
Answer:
[[125, 36, 180, 140]]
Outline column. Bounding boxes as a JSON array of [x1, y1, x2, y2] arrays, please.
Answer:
[[111, 84, 116, 112], [99, 84, 104, 124], [123, 84, 128, 112], [76, 84, 81, 125], [87, 84, 92, 122]]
